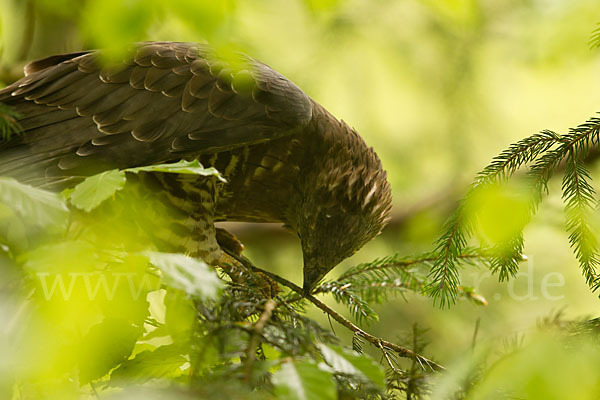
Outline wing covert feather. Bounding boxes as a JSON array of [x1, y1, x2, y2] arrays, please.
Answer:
[[0, 42, 312, 185]]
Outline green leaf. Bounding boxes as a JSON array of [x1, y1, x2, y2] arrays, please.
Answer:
[[0, 203, 28, 250], [20, 240, 99, 274], [318, 344, 386, 389], [144, 252, 223, 300], [125, 159, 226, 182], [78, 317, 143, 384], [272, 360, 336, 400], [0, 177, 69, 231], [164, 289, 196, 337], [69, 169, 126, 212], [65, 160, 224, 212], [110, 344, 187, 386]]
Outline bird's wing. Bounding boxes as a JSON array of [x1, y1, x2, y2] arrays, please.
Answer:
[[0, 42, 312, 186]]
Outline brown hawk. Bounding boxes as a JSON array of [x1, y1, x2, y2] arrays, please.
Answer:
[[0, 42, 392, 292]]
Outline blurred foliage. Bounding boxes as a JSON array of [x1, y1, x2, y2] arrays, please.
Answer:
[[2, 0, 600, 399], [0, 159, 487, 398], [430, 314, 600, 399], [2, 169, 406, 398]]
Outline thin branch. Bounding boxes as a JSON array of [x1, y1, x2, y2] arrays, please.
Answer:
[[238, 259, 445, 372], [243, 299, 276, 382]]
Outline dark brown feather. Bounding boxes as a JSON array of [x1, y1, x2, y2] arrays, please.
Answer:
[[0, 41, 392, 291]]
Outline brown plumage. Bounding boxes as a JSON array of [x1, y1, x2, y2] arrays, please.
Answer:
[[0, 42, 392, 292]]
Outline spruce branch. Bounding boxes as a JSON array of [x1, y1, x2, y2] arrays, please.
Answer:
[[279, 253, 488, 317], [429, 114, 600, 305], [302, 288, 444, 372], [317, 280, 379, 324], [228, 254, 445, 371], [425, 204, 471, 307], [339, 252, 438, 282], [305, 250, 489, 315], [474, 130, 559, 185], [488, 234, 525, 281], [427, 131, 559, 306], [562, 148, 600, 289], [528, 117, 600, 290], [337, 250, 487, 308]]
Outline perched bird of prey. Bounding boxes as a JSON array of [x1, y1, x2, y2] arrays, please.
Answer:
[[0, 42, 392, 292]]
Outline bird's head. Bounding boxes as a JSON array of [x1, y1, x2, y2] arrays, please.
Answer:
[[298, 198, 389, 294], [297, 121, 392, 294]]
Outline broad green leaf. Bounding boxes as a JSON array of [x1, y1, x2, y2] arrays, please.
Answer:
[[144, 252, 223, 300], [317, 344, 385, 390], [78, 317, 143, 384], [20, 240, 100, 274], [110, 344, 187, 386], [0, 202, 28, 251], [69, 169, 126, 212], [164, 289, 196, 337], [0, 177, 69, 231], [66, 160, 224, 212], [126, 160, 226, 182], [272, 360, 336, 400]]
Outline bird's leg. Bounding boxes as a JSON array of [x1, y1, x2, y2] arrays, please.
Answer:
[[141, 171, 223, 262], [168, 220, 277, 298], [139, 172, 279, 297], [215, 228, 245, 256], [214, 228, 280, 298], [214, 227, 248, 281], [157, 202, 248, 284]]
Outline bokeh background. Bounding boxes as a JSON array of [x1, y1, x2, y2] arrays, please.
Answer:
[[2, 0, 600, 396]]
